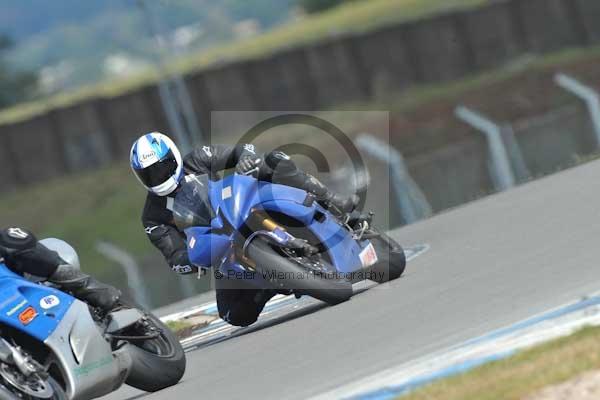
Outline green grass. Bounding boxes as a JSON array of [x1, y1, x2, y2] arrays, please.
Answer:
[[165, 319, 194, 333], [400, 325, 600, 400], [0, 0, 488, 126]]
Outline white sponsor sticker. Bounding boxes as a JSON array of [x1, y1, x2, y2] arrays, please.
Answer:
[[7, 299, 27, 316], [39, 295, 60, 310], [222, 186, 232, 200], [189, 236, 197, 249], [359, 243, 379, 268]]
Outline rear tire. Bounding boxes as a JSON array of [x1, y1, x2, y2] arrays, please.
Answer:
[[246, 239, 353, 305], [124, 313, 186, 392], [368, 230, 406, 283]]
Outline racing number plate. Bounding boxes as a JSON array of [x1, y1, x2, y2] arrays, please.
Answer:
[[359, 243, 378, 267]]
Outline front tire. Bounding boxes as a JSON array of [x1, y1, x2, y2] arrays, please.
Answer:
[[367, 230, 406, 283], [124, 313, 186, 392], [0, 372, 66, 400], [246, 239, 353, 305]]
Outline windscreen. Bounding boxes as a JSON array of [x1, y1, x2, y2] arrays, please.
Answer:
[[172, 174, 215, 230]]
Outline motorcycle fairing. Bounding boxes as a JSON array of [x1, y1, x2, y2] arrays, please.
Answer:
[[0, 264, 132, 400], [0, 263, 74, 341], [44, 300, 130, 400], [185, 227, 231, 269], [186, 173, 374, 281], [210, 174, 313, 230], [187, 174, 315, 268]]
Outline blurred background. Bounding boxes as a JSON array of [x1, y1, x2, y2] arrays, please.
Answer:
[[1, 0, 599, 307]]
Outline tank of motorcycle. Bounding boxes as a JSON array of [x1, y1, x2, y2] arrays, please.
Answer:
[[209, 174, 314, 230], [185, 227, 232, 268]]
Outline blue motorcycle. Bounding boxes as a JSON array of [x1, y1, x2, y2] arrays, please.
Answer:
[[173, 173, 406, 305], [0, 240, 185, 400]]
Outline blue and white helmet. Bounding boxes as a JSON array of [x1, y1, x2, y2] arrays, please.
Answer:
[[130, 132, 183, 196]]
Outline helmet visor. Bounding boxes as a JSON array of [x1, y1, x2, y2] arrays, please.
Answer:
[[134, 150, 178, 188]]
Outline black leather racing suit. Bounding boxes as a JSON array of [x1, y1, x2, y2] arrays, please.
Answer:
[[142, 144, 334, 327]]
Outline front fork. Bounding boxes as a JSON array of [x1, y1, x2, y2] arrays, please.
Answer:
[[240, 215, 318, 261], [0, 338, 41, 377]]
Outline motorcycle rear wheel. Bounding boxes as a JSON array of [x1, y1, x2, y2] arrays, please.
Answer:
[[120, 312, 186, 392]]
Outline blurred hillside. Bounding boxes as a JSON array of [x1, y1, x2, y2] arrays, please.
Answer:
[[2, 0, 296, 92]]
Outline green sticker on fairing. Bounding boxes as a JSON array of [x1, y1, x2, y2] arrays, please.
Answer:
[[73, 355, 113, 377]]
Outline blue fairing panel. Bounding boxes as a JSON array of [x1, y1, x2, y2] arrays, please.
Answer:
[[185, 227, 231, 268], [260, 200, 316, 225], [211, 174, 312, 230], [0, 264, 74, 341], [261, 200, 365, 274], [306, 214, 366, 273]]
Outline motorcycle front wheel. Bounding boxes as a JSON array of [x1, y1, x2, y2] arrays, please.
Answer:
[[365, 229, 406, 283], [0, 365, 66, 400], [245, 238, 353, 305]]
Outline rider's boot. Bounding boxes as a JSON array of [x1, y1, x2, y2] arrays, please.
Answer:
[[304, 175, 359, 215], [49, 265, 121, 311]]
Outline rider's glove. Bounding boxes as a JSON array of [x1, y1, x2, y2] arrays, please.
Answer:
[[170, 250, 198, 275], [236, 155, 262, 175], [171, 264, 198, 275], [171, 264, 210, 279]]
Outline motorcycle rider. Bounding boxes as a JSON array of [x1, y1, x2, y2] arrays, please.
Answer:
[[130, 132, 358, 326], [0, 227, 121, 311]]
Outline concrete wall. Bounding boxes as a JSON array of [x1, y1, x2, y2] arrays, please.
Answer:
[[461, 1, 524, 70], [2, 115, 67, 185], [354, 25, 417, 97], [576, 0, 600, 44], [513, 105, 596, 176], [2, 0, 600, 191], [407, 137, 492, 212], [517, 0, 583, 52]]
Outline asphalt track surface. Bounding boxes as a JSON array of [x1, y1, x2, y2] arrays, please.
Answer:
[[105, 159, 600, 400]]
